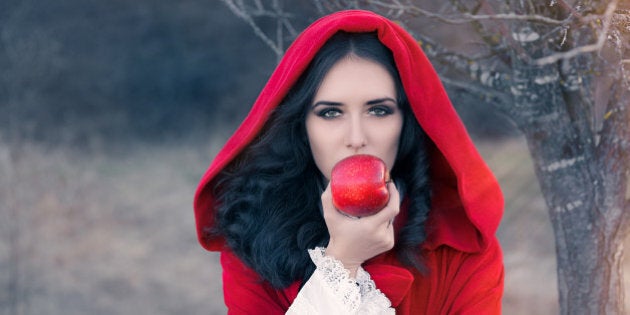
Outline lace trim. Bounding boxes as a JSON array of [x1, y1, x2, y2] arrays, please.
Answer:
[[308, 247, 393, 312], [356, 268, 393, 310], [308, 247, 361, 310]]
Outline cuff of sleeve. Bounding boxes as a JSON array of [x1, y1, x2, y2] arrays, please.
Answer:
[[308, 247, 362, 311], [356, 268, 393, 312]]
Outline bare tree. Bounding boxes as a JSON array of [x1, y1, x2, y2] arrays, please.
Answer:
[[220, 0, 629, 314]]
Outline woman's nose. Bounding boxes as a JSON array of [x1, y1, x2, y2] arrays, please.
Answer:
[[344, 116, 367, 150]]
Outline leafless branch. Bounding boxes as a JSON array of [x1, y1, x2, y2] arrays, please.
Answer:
[[554, 0, 589, 24], [439, 75, 512, 111], [532, 0, 619, 66], [220, 0, 283, 56], [220, 0, 298, 59], [426, 10, 570, 25], [320, 0, 572, 25]]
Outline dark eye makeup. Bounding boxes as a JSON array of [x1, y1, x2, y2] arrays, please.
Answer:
[[311, 98, 397, 119], [368, 105, 394, 116], [316, 107, 342, 119]]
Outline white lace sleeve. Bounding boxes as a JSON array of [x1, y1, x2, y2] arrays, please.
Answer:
[[356, 266, 395, 314], [286, 247, 394, 315]]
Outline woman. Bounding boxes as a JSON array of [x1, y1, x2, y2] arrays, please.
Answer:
[[194, 10, 504, 314]]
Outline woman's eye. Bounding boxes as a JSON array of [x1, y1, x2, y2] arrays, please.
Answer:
[[368, 106, 393, 117], [317, 108, 342, 119]]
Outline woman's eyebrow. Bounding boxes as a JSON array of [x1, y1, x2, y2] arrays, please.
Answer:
[[311, 101, 343, 108], [366, 97, 397, 105]]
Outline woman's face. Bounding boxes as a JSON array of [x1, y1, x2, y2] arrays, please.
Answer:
[[306, 56, 403, 180]]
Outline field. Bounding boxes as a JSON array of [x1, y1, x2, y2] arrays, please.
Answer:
[[0, 135, 628, 314]]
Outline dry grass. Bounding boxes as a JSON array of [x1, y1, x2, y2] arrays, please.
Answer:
[[477, 139, 559, 314], [0, 139, 226, 314], [0, 136, 627, 314]]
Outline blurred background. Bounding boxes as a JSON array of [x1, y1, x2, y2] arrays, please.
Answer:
[[0, 1, 627, 314]]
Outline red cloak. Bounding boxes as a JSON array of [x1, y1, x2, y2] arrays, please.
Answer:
[[194, 10, 504, 314]]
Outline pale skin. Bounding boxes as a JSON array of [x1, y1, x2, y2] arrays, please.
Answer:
[[305, 55, 403, 278]]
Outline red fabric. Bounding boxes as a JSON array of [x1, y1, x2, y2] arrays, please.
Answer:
[[194, 9, 504, 314], [220, 242, 503, 314]]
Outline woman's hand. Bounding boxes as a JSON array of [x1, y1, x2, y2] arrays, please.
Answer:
[[321, 181, 400, 278]]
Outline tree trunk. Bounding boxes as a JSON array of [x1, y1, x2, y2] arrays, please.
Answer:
[[521, 120, 626, 314], [511, 52, 628, 315]]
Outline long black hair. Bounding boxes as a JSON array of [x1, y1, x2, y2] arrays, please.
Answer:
[[213, 31, 430, 288]]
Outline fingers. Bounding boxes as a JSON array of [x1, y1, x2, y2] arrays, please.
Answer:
[[320, 181, 400, 268]]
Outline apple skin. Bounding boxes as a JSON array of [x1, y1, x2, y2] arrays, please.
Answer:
[[330, 154, 391, 217]]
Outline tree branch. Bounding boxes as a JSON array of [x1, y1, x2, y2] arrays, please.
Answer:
[[328, 0, 573, 25], [220, 0, 292, 59], [439, 75, 512, 109], [554, 0, 589, 24], [220, 0, 283, 56], [412, 31, 514, 96], [532, 0, 619, 66]]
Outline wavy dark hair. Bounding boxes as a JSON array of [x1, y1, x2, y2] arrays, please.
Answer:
[[213, 31, 430, 288]]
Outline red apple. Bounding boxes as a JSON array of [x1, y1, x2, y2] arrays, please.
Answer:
[[330, 154, 391, 217]]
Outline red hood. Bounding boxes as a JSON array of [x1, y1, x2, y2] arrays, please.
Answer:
[[194, 10, 503, 253]]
